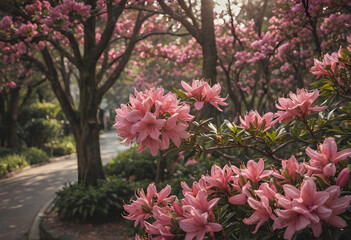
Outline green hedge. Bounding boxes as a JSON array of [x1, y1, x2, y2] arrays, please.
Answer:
[[104, 146, 157, 181], [0, 147, 50, 177], [0, 154, 28, 177], [22, 147, 49, 165], [52, 136, 76, 156], [54, 177, 134, 223]]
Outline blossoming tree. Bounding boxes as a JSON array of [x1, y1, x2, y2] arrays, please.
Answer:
[[115, 40, 351, 239], [0, 0, 183, 185]]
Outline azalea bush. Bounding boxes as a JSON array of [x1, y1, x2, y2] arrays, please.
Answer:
[[114, 41, 351, 239]]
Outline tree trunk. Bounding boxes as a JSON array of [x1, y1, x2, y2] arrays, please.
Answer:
[[201, 0, 217, 83], [5, 87, 20, 149], [71, 119, 105, 186]]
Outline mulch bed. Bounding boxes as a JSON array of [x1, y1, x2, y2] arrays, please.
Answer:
[[40, 206, 132, 240]]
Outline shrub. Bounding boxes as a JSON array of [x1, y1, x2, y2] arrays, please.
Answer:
[[22, 147, 49, 165], [51, 135, 76, 156], [0, 147, 19, 157], [19, 101, 60, 123], [18, 101, 62, 148], [53, 177, 133, 224], [22, 118, 61, 148], [104, 146, 157, 181], [0, 154, 28, 177]]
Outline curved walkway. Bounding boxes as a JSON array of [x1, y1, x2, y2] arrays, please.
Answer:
[[0, 131, 127, 240]]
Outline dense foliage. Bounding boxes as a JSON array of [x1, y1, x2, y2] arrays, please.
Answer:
[[0, 147, 49, 177], [54, 178, 133, 223]]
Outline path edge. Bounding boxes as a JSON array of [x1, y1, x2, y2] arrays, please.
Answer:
[[28, 197, 54, 240]]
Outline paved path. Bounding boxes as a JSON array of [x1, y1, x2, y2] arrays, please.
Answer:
[[0, 131, 127, 240]]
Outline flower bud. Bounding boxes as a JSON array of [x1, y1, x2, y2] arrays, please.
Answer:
[[336, 168, 349, 189], [323, 163, 336, 177]]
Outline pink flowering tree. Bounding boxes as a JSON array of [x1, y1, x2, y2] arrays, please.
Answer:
[[116, 41, 351, 239], [0, 0, 187, 185], [215, 0, 351, 118], [0, 60, 46, 148]]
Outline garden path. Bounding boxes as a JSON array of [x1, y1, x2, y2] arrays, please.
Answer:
[[0, 131, 127, 240]]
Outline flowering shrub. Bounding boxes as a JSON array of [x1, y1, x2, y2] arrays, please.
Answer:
[[114, 44, 351, 239]]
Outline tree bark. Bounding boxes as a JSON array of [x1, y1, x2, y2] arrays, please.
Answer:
[[71, 118, 105, 186], [201, 0, 217, 83], [4, 87, 20, 149]]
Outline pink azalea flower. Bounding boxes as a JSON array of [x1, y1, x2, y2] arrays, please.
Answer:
[[161, 114, 189, 149], [254, 182, 277, 201], [132, 112, 166, 143], [123, 184, 175, 228], [305, 138, 351, 181], [114, 86, 193, 156], [113, 104, 137, 145], [202, 165, 233, 194], [272, 155, 306, 184], [179, 205, 222, 240], [273, 178, 331, 239], [241, 159, 272, 187], [144, 221, 175, 240], [275, 88, 327, 123], [323, 186, 351, 228], [123, 184, 157, 227], [310, 53, 339, 77], [336, 168, 350, 189], [137, 136, 161, 156], [239, 110, 276, 131], [182, 189, 220, 215], [176, 103, 194, 121], [243, 196, 274, 234], [181, 79, 228, 111], [228, 181, 251, 205], [181, 178, 208, 197]]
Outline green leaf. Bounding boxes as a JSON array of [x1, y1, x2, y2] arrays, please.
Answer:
[[172, 88, 188, 99]]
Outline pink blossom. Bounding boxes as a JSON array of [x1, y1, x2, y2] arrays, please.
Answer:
[[228, 181, 251, 205], [272, 155, 306, 184], [123, 184, 175, 228], [185, 158, 198, 166], [255, 181, 278, 201], [123, 184, 157, 227], [114, 86, 193, 156], [144, 221, 174, 240], [323, 186, 351, 228], [130, 111, 166, 155], [8, 81, 16, 88], [203, 165, 233, 194], [0, 16, 13, 29], [273, 178, 331, 239], [161, 114, 189, 149], [336, 168, 349, 189], [134, 234, 143, 240], [179, 205, 222, 240], [310, 53, 339, 77], [181, 178, 207, 197], [305, 138, 351, 181], [241, 159, 272, 187], [243, 196, 274, 234], [182, 189, 219, 215], [181, 79, 227, 111], [275, 89, 327, 123], [239, 110, 276, 131], [280, 62, 290, 72]]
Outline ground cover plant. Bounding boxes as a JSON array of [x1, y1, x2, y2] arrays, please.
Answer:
[[115, 42, 351, 239], [0, 147, 49, 177]]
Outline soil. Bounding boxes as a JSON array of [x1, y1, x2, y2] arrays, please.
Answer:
[[41, 207, 132, 240]]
